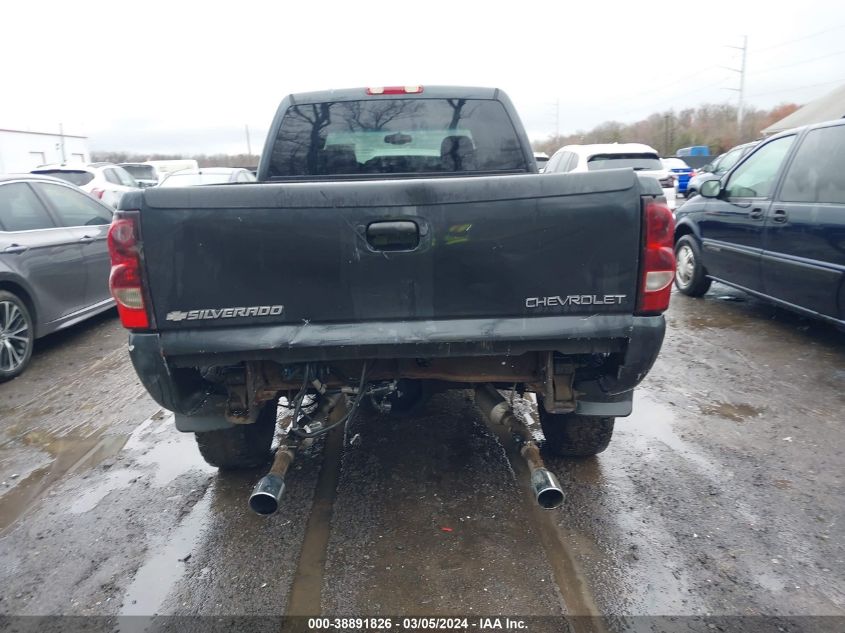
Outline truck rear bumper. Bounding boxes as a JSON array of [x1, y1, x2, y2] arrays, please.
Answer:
[[128, 314, 665, 426]]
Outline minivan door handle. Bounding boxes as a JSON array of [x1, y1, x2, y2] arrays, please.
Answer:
[[749, 208, 763, 220], [772, 209, 788, 223], [366, 221, 419, 251], [78, 235, 95, 243], [3, 244, 28, 254]]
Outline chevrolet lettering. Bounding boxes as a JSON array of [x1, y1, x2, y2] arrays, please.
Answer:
[[525, 295, 627, 308]]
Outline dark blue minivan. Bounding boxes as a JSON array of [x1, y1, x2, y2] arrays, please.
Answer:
[[673, 119, 845, 327]]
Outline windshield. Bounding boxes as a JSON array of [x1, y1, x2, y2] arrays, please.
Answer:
[[587, 153, 663, 171], [159, 172, 233, 187], [121, 165, 157, 181], [31, 170, 94, 186], [267, 98, 528, 178]]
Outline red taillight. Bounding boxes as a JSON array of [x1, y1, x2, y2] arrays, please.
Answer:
[[108, 213, 150, 329], [91, 188, 105, 199], [636, 199, 675, 315], [366, 86, 423, 95]]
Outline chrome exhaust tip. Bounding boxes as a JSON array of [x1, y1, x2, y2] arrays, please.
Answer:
[[249, 473, 286, 515], [531, 468, 564, 510]]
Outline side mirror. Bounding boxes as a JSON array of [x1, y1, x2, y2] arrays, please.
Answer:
[[700, 179, 722, 198]]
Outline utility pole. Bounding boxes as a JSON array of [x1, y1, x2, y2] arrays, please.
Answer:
[[664, 114, 672, 156], [724, 35, 748, 134], [58, 122, 66, 163], [555, 98, 560, 139], [245, 124, 253, 157]]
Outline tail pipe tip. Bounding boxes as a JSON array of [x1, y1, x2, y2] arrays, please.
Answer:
[[531, 468, 565, 510], [249, 473, 287, 516]]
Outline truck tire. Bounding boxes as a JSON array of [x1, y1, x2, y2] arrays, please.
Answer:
[[538, 409, 615, 458], [0, 290, 34, 382], [674, 235, 711, 297], [194, 401, 277, 470]]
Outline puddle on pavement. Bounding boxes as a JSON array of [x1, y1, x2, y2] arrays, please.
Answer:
[[627, 393, 724, 481], [0, 431, 129, 532], [0, 408, 215, 531], [698, 401, 762, 423], [121, 487, 213, 616], [69, 468, 143, 514]]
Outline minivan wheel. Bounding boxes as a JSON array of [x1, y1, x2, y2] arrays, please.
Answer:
[[674, 235, 712, 297], [0, 291, 34, 381]]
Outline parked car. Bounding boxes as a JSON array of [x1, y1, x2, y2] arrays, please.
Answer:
[[685, 141, 758, 198], [158, 168, 256, 187], [674, 119, 845, 328], [662, 157, 693, 196], [534, 152, 549, 172], [0, 174, 115, 379], [30, 163, 141, 208], [143, 159, 199, 179], [119, 163, 159, 188], [544, 143, 677, 208], [112, 86, 673, 512]]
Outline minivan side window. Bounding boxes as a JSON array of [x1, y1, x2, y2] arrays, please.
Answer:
[[0, 183, 56, 232], [724, 136, 795, 199], [36, 183, 113, 226], [780, 126, 845, 205]]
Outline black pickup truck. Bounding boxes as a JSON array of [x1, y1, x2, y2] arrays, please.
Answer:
[[110, 86, 674, 478]]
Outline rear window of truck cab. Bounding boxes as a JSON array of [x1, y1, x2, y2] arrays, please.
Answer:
[[266, 98, 529, 178]]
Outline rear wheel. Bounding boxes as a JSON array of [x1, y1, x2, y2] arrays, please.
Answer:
[[194, 401, 278, 469], [674, 235, 712, 297], [538, 408, 614, 457], [0, 291, 34, 382]]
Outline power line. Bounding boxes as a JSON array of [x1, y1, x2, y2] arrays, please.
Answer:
[[622, 78, 732, 119], [755, 24, 845, 52], [746, 79, 845, 98], [748, 49, 845, 76]]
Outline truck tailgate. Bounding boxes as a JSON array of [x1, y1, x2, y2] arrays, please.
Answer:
[[138, 170, 643, 330]]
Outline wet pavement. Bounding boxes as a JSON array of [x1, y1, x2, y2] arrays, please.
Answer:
[[0, 286, 843, 624]]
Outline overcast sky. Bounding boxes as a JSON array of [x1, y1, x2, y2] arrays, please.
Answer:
[[3, 0, 844, 154]]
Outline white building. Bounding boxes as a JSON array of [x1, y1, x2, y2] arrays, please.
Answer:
[[0, 128, 90, 174]]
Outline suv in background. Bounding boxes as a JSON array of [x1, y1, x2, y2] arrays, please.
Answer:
[[685, 141, 758, 198], [544, 143, 677, 208], [119, 163, 159, 188], [674, 119, 845, 327], [31, 163, 141, 208]]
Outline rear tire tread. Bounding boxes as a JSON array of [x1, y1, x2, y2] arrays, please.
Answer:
[[538, 410, 615, 458], [194, 402, 277, 470]]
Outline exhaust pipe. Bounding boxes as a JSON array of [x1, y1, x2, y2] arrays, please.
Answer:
[[474, 384, 564, 510], [249, 447, 294, 515], [249, 392, 346, 516]]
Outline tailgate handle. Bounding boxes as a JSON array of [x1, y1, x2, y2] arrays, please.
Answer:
[[366, 221, 419, 251]]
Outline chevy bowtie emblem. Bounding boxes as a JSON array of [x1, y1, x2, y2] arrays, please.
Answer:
[[166, 311, 189, 322]]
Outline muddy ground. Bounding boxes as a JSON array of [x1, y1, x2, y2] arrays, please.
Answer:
[[0, 286, 843, 628]]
